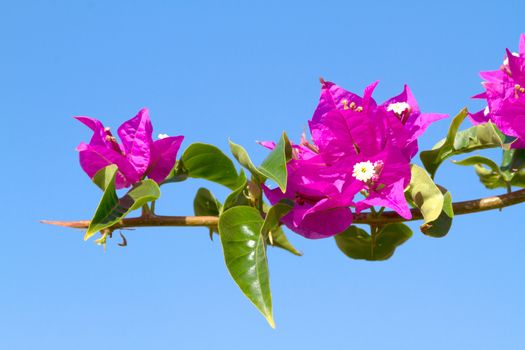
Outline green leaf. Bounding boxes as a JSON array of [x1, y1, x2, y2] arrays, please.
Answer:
[[335, 226, 370, 260], [181, 143, 241, 190], [229, 133, 292, 190], [453, 152, 525, 190], [228, 139, 266, 182], [219, 206, 274, 328], [502, 149, 525, 188], [420, 191, 453, 237], [260, 200, 293, 240], [222, 170, 250, 211], [408, 165, 444, 222], [258, 200, 301, 256], [469, 165, 525, 190], [503, 149, 525, 172], [407, 164, 454, 237], [334, 224, 412, 261], [193, 188, 221, 216], [258, 132, 292, 192], [453, 155, 508, 190], [451, 122, 504, 151], [376, 224, 414, 259], [510, 171, 525, 188], [92, 164, 119, 191], [472, 165, 507, 189], [162, 160, 189, 184], [85, 174, 161, 241], [453, 155, 500, 172], [268, 226, 302, 256], [420, 109, 505, 177]]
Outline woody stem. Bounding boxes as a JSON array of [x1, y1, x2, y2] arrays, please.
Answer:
[[41, 188, 525, 230]]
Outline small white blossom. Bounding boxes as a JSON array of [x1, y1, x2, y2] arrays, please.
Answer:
[[352, 161, 376, 182], [158, 133, 169, 140], [484, 106, 490, 116], [387, 102, 411, 115]]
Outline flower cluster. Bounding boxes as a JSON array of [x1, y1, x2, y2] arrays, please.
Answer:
[[263, 81, 447, 238], [76, 108, 184, 189], [471, 34, 525, 148]]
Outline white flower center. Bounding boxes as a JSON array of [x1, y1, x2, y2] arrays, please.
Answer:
[[483, 106, 490, 116], [158, 133, 169, 139], [387, 102, 411, 115], [352, 161, 375, 182]]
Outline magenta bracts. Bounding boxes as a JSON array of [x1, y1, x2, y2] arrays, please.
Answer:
[[263, 80, 446, 238], [76, 108, 184, 189], [471, 34, 525, 148]]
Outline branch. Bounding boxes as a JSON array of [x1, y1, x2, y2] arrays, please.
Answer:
[[355, 188, 525, 224], [42, 188, 525, 230]]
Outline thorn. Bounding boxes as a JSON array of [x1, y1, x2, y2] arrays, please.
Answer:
[[268, 231, 274, 245], [209, 228, 214, 241], [118, 232, 127, 247]]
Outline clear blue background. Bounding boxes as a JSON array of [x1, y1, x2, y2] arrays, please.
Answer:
[[1, 1, 524, 349]]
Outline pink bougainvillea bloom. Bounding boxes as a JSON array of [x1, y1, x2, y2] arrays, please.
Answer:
[[346, 147, 412, 219], [471, 34, 525, 148], [310, 81, 378, 157], [308, 80, 440, 219], [311, 105, 413, 219], [263, 150, 360, 239], [377, 85, 448, 158], [262, 80, 443, 238], [76, 108, 184, 189], [311, 80, 446, 160]]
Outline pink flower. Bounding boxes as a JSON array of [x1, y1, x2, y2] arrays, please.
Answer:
[[471, 34, 525, 148], [264, 80, 444, 238], [377, 85, 448, 158], [311, 81, 446, 160], [262, 145, 360, 239], [310, 102, 412, 219], [76, 108, 184, 189]]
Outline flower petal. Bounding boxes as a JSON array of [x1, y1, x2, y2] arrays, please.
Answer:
[[257, 141, 276, 150], [479, 70, 506, 83], [358, 180, 412, 219], [76, 142, 140, 189], [291, 199, 353, 239], [74, 116, 110, 148], [148, 135, 184, 183], [117, 108, 153, 177], [405, 112, 448, 140], [507, 48, 525, 76], [469, 109, 490, 125], [312, 80, 378, 126], [362, 81, 379, 110]]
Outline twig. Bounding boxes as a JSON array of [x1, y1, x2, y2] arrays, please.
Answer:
[[41, 189, 525, 230]]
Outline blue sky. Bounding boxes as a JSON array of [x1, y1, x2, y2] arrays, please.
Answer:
[[1, 1, 524, 349]]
